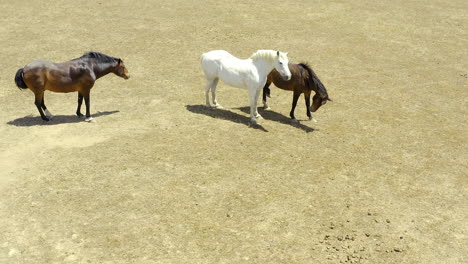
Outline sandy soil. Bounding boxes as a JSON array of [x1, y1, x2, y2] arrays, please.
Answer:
[[0, 0, 466, 263]]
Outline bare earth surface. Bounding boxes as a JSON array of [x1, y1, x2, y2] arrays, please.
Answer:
[[0, 0, 466, 263]]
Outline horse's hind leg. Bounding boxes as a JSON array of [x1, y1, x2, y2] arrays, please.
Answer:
[[205, 78, 221, 108], [40, 97, 54, 120], [82, 90, 93, 122], [76, 92, 84, 117], [33, 90, 49, 121], [205, 79, 212, 107], [210, 78, 222, 108]]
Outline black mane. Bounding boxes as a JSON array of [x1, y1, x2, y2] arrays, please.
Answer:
[[73, 51, 120, 64], [299, 62, 328, 99]]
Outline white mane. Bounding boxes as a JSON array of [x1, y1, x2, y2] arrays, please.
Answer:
[[249, 50, 278, 62]]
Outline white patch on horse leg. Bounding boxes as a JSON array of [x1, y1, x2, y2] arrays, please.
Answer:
[[85, 117, 95, 122], [263, 101, 271, 110], [44, 109, 54, 120]]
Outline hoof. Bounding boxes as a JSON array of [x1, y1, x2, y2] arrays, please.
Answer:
[[291, 119, 299, 123], [215, 104, 223, 109], [45, 110, 54, 120], [264, 106, 271, 111], [311, 118, 318, 123], [85, 117, 95, 123]]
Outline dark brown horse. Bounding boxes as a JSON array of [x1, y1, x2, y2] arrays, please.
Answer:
[[263, 63, 330, 121], [14, 51, 130, 121]]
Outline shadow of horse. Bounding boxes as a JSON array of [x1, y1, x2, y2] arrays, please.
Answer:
[[185, 105, 268, 132], [236, 107, 315, 133], [7, 110, 120, 127]]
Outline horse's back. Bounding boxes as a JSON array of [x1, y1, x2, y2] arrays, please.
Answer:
[[24, 60, 54, 72], [23, 59, 93, 92], [201, 50, 252, 87], [201, 50, 237, 62], [269, 63, 304, 92], [201, 50, 244, 68]]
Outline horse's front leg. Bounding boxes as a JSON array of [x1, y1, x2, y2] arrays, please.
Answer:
[[76, 92, 84, 117], [290, 90, 301, 122], [254, 87, 263, 119], [304, 91, 313, 120], [248, 88, 258, 125], [34, 90, 49, 121]]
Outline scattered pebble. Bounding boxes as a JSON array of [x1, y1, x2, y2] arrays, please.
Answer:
[[64, 254, 78, 262], [8, 248, 19, 257]]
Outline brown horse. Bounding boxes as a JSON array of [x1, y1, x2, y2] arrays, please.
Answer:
[[263, 62, 330, 121], [14, 51, 130, 121]]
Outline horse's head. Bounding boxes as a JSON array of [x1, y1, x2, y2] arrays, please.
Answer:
[[114, 59, 130, 79], [311, 93, 332, 112], [274, 51, 291, 81]]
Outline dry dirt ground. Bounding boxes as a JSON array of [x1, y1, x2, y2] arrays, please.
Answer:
[[0, 0, 466, 263]]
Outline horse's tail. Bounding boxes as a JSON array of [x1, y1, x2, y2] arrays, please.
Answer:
[[14, 68, 28, 89], [299, 62, 329, 99]]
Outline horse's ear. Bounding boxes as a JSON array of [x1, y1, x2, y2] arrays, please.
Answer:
[[328, 98, 332, 101], [277, 51, 279, 56], [117, 58, 122, 64]]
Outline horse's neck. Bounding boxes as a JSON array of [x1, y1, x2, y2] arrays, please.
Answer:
[[92, 61, 115, 79], [251, 59, 275, 80]]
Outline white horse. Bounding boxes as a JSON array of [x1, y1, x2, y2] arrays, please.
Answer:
[[200, 50, 291, 125]]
